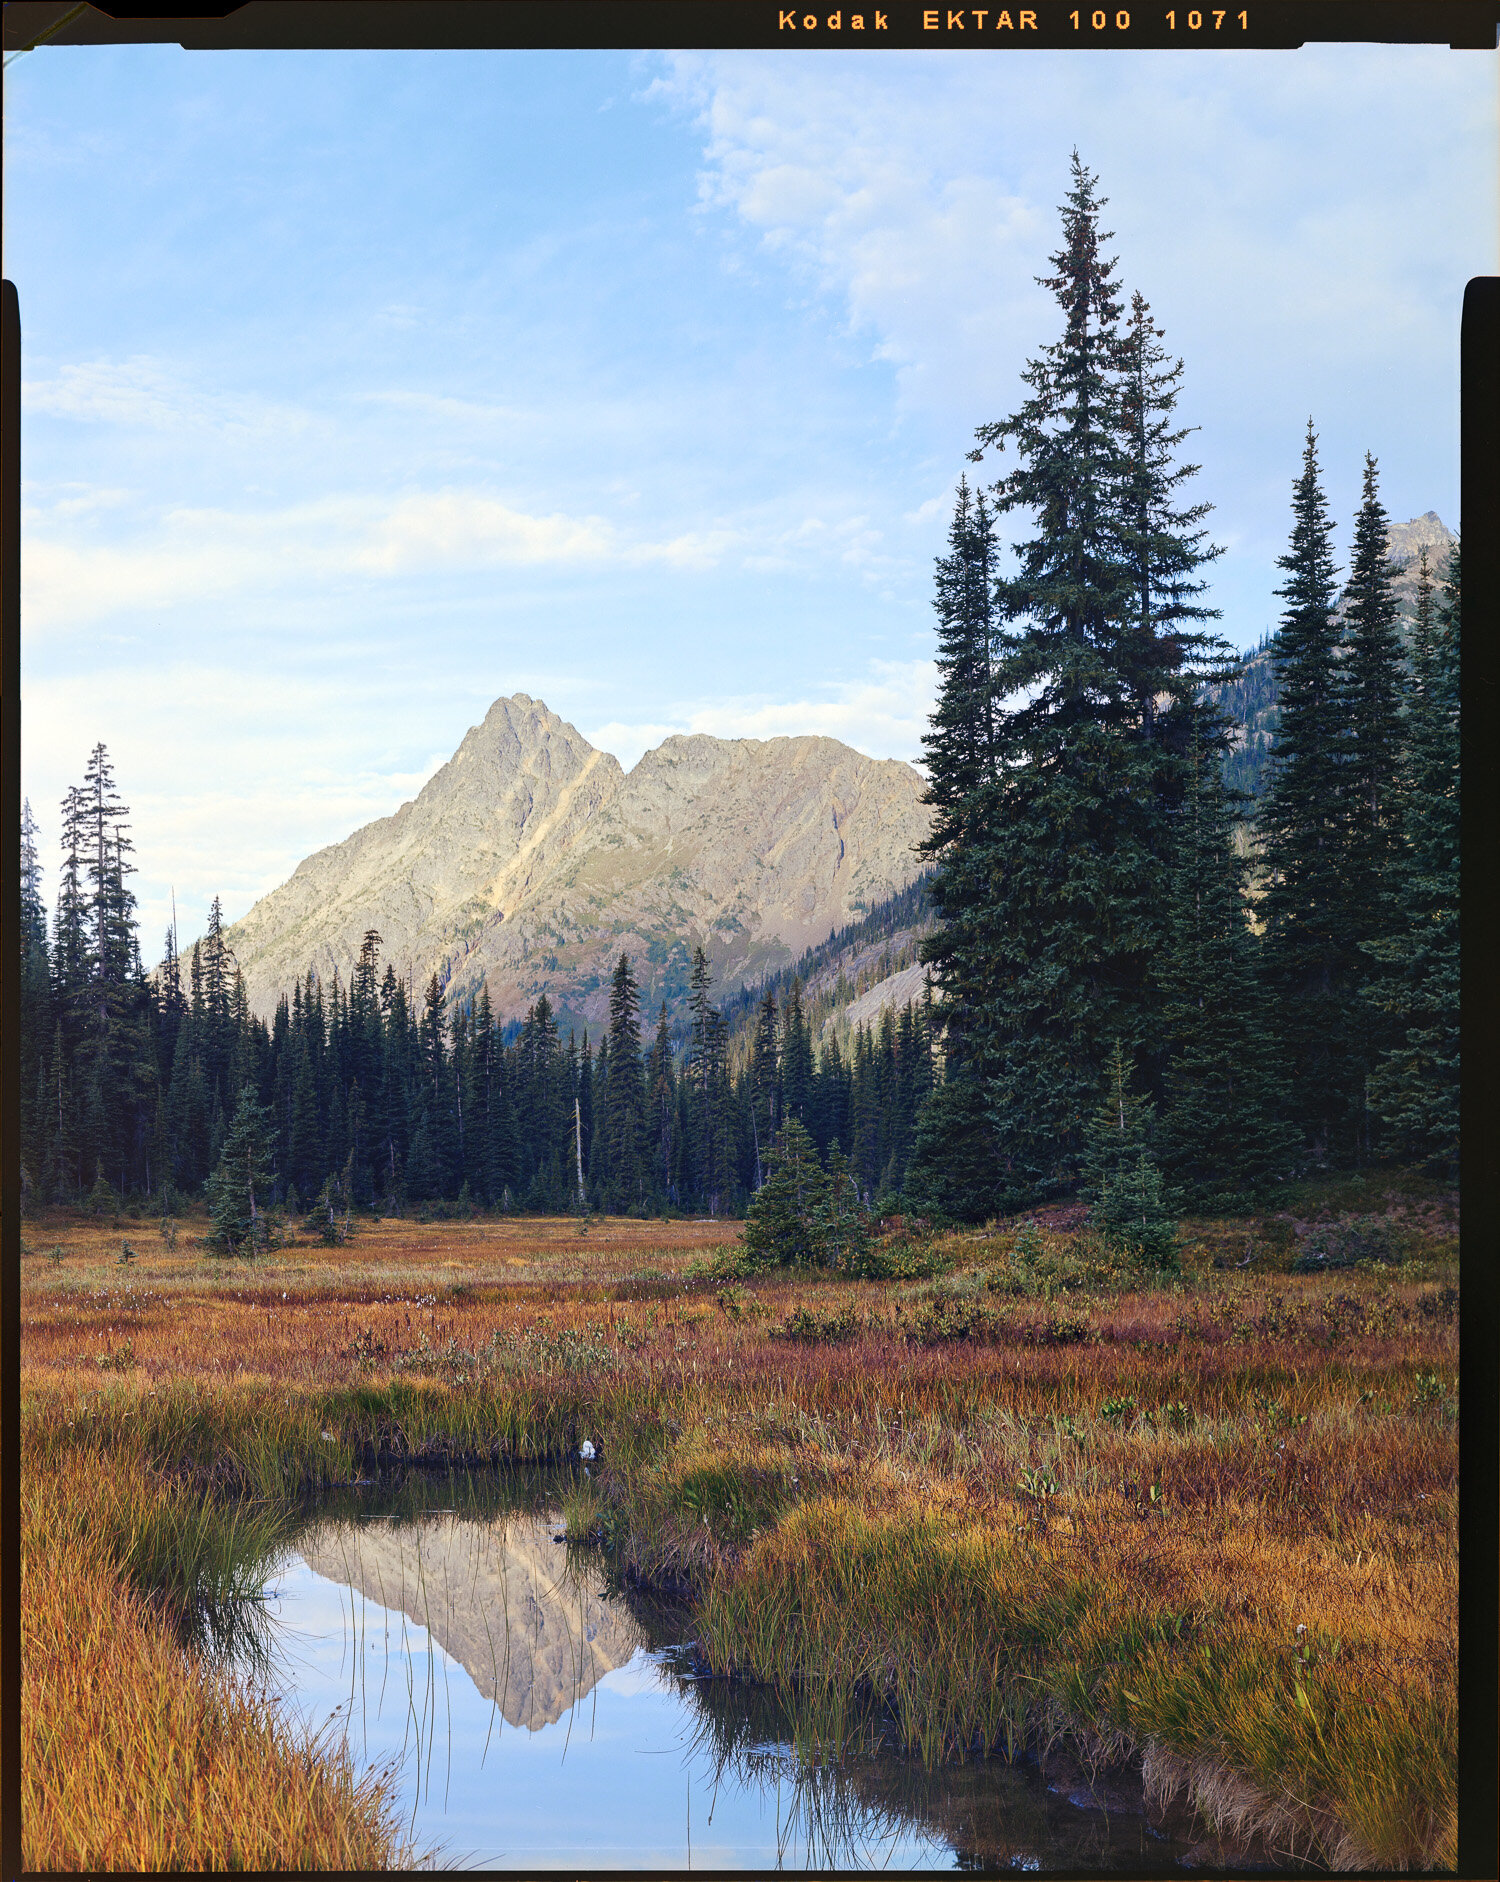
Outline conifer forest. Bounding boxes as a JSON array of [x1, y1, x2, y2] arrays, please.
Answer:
[[17, 157, 1458, 1243]]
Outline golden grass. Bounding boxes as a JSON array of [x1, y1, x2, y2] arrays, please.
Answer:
[[20, 1199, 1458, 1869], [21, 1436, 411, 1870]]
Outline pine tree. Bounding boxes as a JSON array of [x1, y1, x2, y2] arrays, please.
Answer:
[[646, 1005, 677, 1204], [1364, 543, 1460, 1168], [922, 474, 998, 827], [1259, 422, 1357, 1162], [1116, 289, 1229, 730], [19, 801, 53, 1208], [687, 947, 733, 1213], [1081, 1043, 1178, 1266], [780, 980, 815, 1126], [815, 1140, 874, 1272], [750, 988, 780, 1187], [1080, 1039, 1155, 1203]]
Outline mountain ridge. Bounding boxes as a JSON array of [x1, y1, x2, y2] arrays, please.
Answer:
[[224, 695, 933, 1034]]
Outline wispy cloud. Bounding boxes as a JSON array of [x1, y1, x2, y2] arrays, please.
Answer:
[[20, 487, 754, 629], [588, 657, 937, 772]]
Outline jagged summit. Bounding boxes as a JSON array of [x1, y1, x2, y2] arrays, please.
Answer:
[[224, 695, 932, 1033]]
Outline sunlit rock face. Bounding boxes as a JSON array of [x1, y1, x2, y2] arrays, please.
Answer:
[[223, 694, 932, 1032], [296, 1511, 644, 1731]]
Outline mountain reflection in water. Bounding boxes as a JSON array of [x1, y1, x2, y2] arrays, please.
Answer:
[[241, 1474, 1273, 1871]]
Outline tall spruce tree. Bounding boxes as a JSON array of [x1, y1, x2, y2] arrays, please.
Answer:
[[750, 988, 780, 1187], [910, 153, 1225, 1214], [603, 953, 645, 1212], [19, 801, 53, 1207], [1259, 423, 1358, 1161], [1364, 543, 1460, 1168], [1340, 452, 1408, 1157], [911, 476, 1008, 1218]]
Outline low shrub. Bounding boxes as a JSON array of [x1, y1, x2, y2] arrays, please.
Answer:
[[777, 1303, 861, 1344], [1292, 1214, 1414, 1272]]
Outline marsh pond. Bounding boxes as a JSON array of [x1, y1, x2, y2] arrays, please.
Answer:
[[225, 1466, 1289, 1871]]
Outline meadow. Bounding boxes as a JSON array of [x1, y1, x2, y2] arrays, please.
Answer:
[[20, 1179, 1458, 1870]]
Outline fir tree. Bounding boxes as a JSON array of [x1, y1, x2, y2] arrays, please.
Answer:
[[1259, 422, 1357, 1161], [1080, 1039, 1155, 1203], [750, 988, 780, 1187], [922, 474, 998, 825], [1340, 452, 1408, 1156], [204, 1083, 277, 1252], [646, 1005, 677, 1203], [19, 801, 53, 1207], [1116, 289, 1228, 730], [1156, 712, 1299, 1206], [815, 1140, 874, 1272], [910, 154, 1226, 1213], [1364, 543, 1460, 1168], [741, 1117, 826, 1268], [604, 954, 645, 1212]]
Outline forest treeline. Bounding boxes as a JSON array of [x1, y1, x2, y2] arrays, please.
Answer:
[[17, 157, 1457, 1235], [17, 803, 938, 1225]]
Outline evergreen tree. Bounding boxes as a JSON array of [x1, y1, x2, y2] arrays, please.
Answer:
[[19, 801, 53, 1208], [204, 1082, 276, 1252], [922, 474, 999, 822], [815, 1140, 874, 1271], [1259, 422, 1357, 1161], [1156, 713, 1299, 1206], [1081, 1042, 1177, 1266], [603, 953, 645, 1212], [1364, 544, 1460, 1168], [1340, 452, 1409, 1156], [1079, 1039, 1155, 1203], [687, 946, 733, 1213], [741, 1117, 827, 1268], [780, 981, 815, 1127], [910, 154, 1227, 1213], [646, 1005, 676, 1203], [1116, 289, 1227, 730], [750, 988, 780, 1187]]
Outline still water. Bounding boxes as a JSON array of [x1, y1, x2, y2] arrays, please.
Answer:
[[235, 1471, 1238, 1870]]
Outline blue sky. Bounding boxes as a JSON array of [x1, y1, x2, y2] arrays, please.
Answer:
[[7, 42, 1494, 952]]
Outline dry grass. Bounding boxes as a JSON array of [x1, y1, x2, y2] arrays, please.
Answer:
[[21, 1433, 412, 1870], [20, 1196, 1458, 1869]]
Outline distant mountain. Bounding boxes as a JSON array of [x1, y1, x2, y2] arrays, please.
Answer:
[[223, 695, 932, 1033], [720, 873, 937, 1058], [1209, 512, 1454, 807]]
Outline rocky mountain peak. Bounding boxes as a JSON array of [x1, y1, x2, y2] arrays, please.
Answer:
[[224, 696, 931, 1033]]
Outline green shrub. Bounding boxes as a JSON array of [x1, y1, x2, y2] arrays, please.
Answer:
[[777, 1303, 860, 1344], [1291, 1214, 1413, 1272]]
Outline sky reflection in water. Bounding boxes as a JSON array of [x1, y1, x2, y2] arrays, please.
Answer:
[[242, 1492, 1204, 1871]]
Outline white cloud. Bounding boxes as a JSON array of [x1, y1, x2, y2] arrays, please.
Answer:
[[651, 47, 1495, 432], [24, 356, 312, 438], [20, 487, 751, 630], [586, 658, 937, 774]]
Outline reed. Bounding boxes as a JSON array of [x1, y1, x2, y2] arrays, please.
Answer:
[[20, 1436, 413, 1869]]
